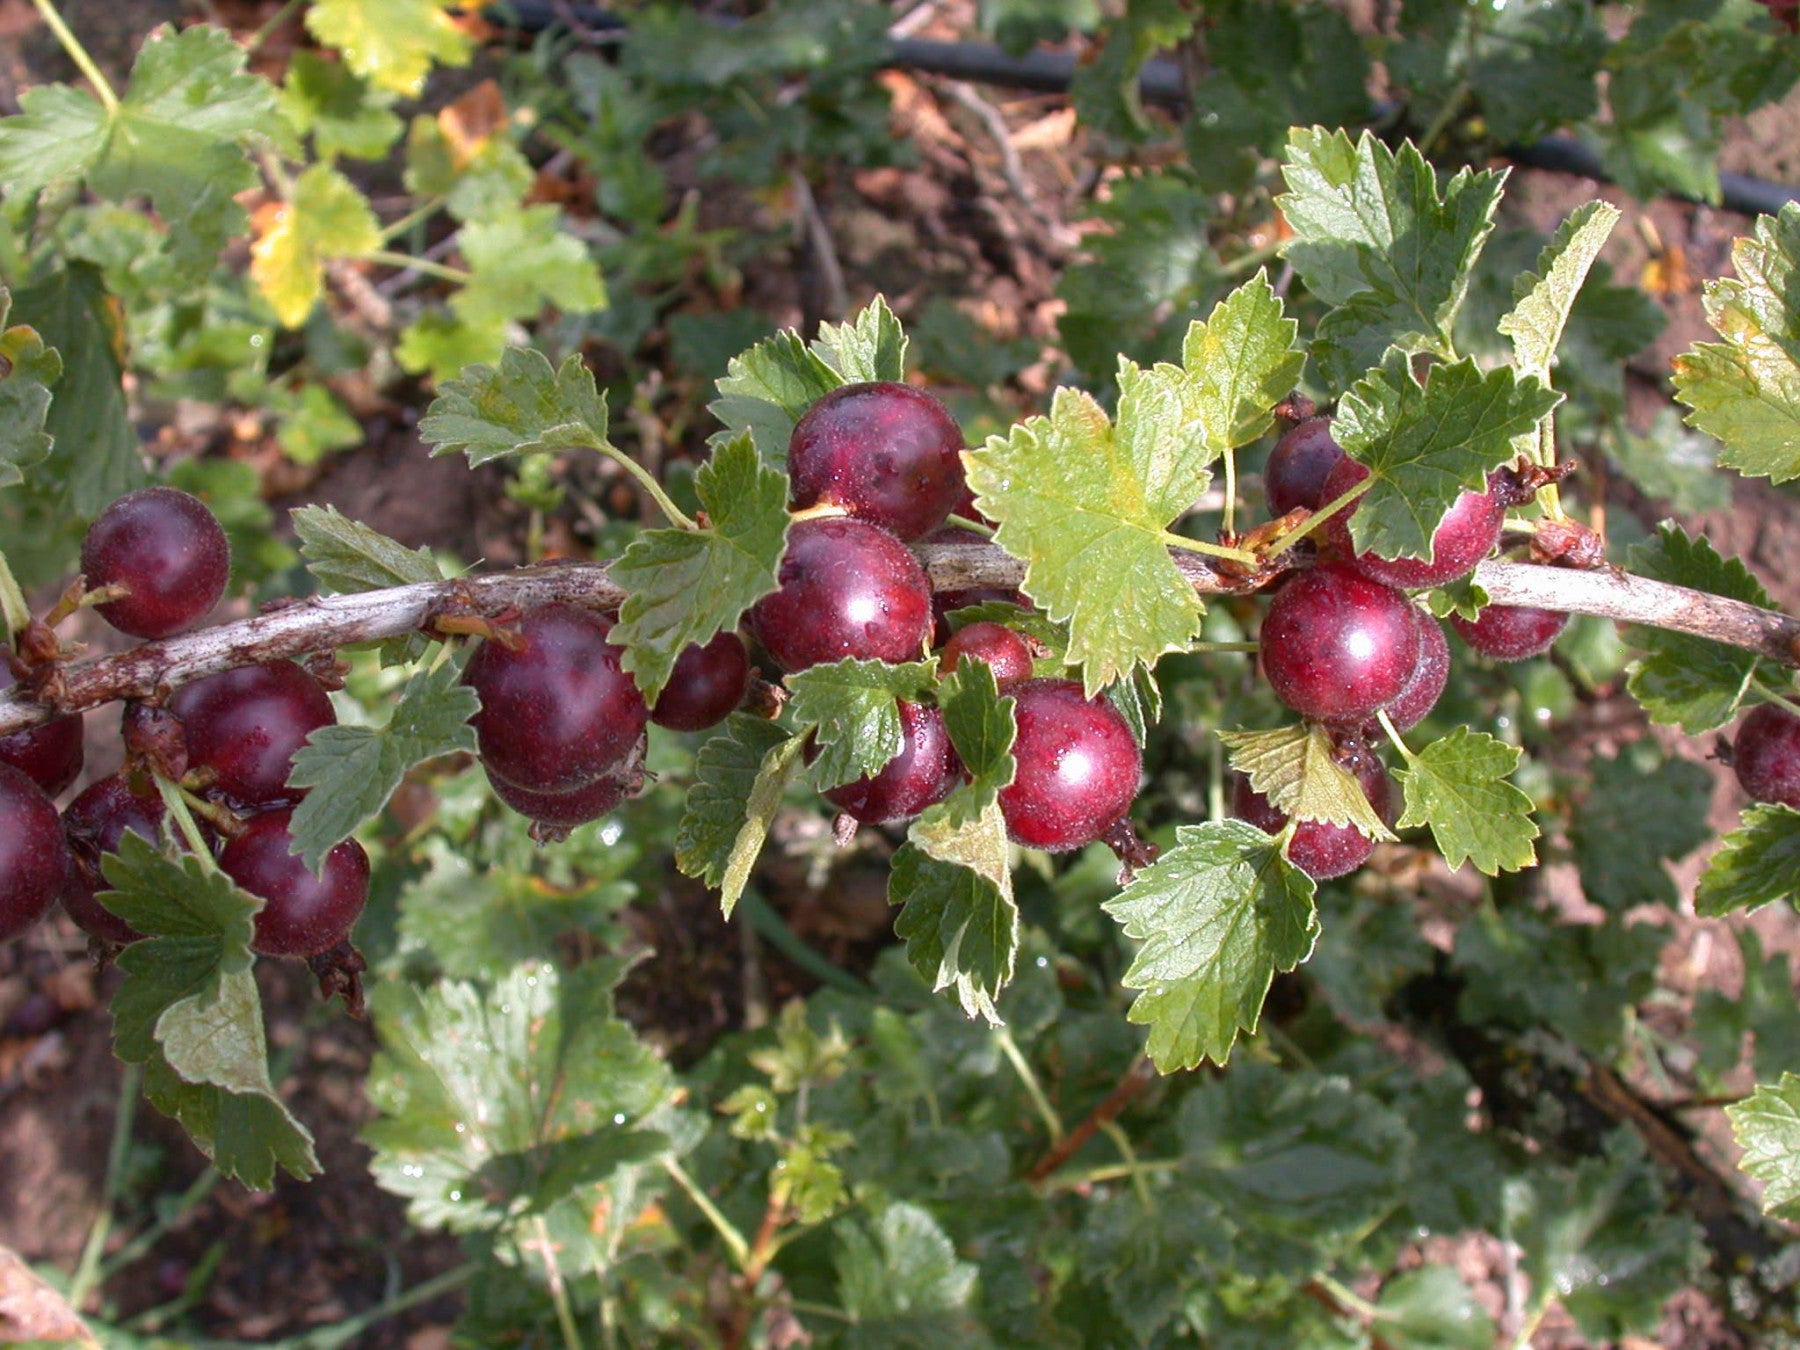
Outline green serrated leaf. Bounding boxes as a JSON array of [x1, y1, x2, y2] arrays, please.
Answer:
[[1675, 203, 1800, 485], [305, 0, 473, 96], [1374, 1267, 1497, 1350], [674, 714, 803, 918], [787, 658, 937, 790], [1421, 575, 1488, 622], [452, 205, 606, 331], [965, 385, 1203, 695], [1624, 522, 1772, 732], [0, 295, 61, 489], [1335, 352, 1560, 563], [709, 330, 841, 466], [1502, 1136, 1699, 1340], [0, 25, 278, 259], [1570, 746, 1713, 912], [1217, 723, 1392, 841], [279, 50, 402, 162], [1396, 728, 1538, 875], [402, 113, 535, 225], [363, 960, 670, 1233], [8, 264, 142, 515], [420, 347, 609, 467], [1176, 270, 1305, 456], [612, 435, 789, 704], [292, 503, 446, 593], [285, 661, 479, 870], [250, 163, 381, 328], [1103, 820, 1318, 1072], [832, 1202, 992, 1346], [1278, 127, 1505, 385], [1696, 804, 1800, 918], [1500, 201, 1623, 384], [103, 835, 317, 1189], [811, 296, 907, 383], [1729, 1073, 1800, 1222]]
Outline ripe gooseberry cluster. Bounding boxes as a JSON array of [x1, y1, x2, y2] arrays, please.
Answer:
[[0, 487, 368, 958], [1242, 416, 1570, 879]]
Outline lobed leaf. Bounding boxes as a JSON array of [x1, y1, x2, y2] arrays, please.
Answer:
[[1217, 722, 1392, 841], [1396, 728, 1538, 875], [786, 658, 937, 791], [1696, 805, 1800, 918], [0, 291, 61, 490], [1625, 521, 1772, 732], [420, 347, 609, 466], [1102, 820, 1318, 1072], [1334, 351, 1559, 563], [811, 295, 907, 383], [249, 163, 381, 328], [611, 434, 790, 703], [709, 330, 840, 466], [1728, 1074, 1800, 1222], [1674, 203, 1800, 484], [674, 714, 804, 918], [304, 0, 473, 96], [285, 661, 480, 870], [292, 504, 446, 593]]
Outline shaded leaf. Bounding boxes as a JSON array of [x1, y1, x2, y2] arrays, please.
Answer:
[[1696, 804, 1800, 918]]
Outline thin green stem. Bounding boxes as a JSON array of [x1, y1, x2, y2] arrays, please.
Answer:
[[1753, 678, 1800, 721], [1038, 1156, 1181, 1192], [1191, 640, 1259, 655], [1375, 708, 1415, 764], [1314, 1273, 1382, 1323], [1510, 1300, 1550, 1350], [98, 1167, 221, 1282], [594, 443, 699, 531], [660, 1157, 750, 1269], [362, 248, 473, 285], [534, 1215, 585, 1350], [1535, 414, 1568, 521], [1260, 477, 1370, 559], [1217, 238, 1284, 280], [742, 889, 870, 997], [155, 774, 219, 863], [1097, 1120, 1154, 1211], [68, 1062, 141, 1308], [244, 0, 304, 55], [1221, 447, 1238, 537], [378, 196, 447, 245], [31, 0, 120, 113], [0, 548, 29, 642], [787, 502, 851, 525], [995, 1026, 1064, 1143], [944, 513, 994, 539], [284, 1263, 477, 1350], [1417, 80, 1471, 157], [784, 1298, 856, 1324], [1159, 531, 1259, 566]]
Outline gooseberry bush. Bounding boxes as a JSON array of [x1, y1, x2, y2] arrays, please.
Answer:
[[4, 2, 1800, 1346]]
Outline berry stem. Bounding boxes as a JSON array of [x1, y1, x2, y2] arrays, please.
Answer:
[[1192, 640, 1259, 654], [660, 1156, 752, 1269], [786, 501, 850, 525], [30, 0, 119, 114], [591, 443, 699, 531], [1158, 531, 1259, 566], [944, 512, 994, 538], [1260, 475, 1371, 558], [1374, 708, 1416, 764], [1751, 679, 1800, 721], [361, 248, 473, 286], [996, 1025, 1065, 1143], [533, 1213, 586, 1350], [66, 1061, 141, 1310], [154, 773, 220, 863], [243, 0, 305, 54], [377, 196, 448, 245], [1220, 446, 1238, 537]]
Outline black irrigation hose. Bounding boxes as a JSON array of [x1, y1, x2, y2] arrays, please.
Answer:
[[491, 0, 1800, 220]]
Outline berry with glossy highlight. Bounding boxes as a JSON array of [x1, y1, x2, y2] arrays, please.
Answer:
[[81, 486, 230, 639], [170, 661, 336, 807], [1450, 604, 1568, 661], [749, 518, 933, 673], [999, 679, 1140, 852], [220, 809, 370, 958], [465, 605, 649, 794], [650, 631, 751, 733], [1733, 703, 1800, 809], [940, 622, 1034, 689], [1260, 565, 1421, 723], [1320, 458, 1504, 589], [0, 763, 70, 945], [824, 701, 963, 825], [788, 381, 967, 540]]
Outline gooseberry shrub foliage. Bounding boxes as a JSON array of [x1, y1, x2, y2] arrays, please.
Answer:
[[3, 3, 1800, 1346]]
